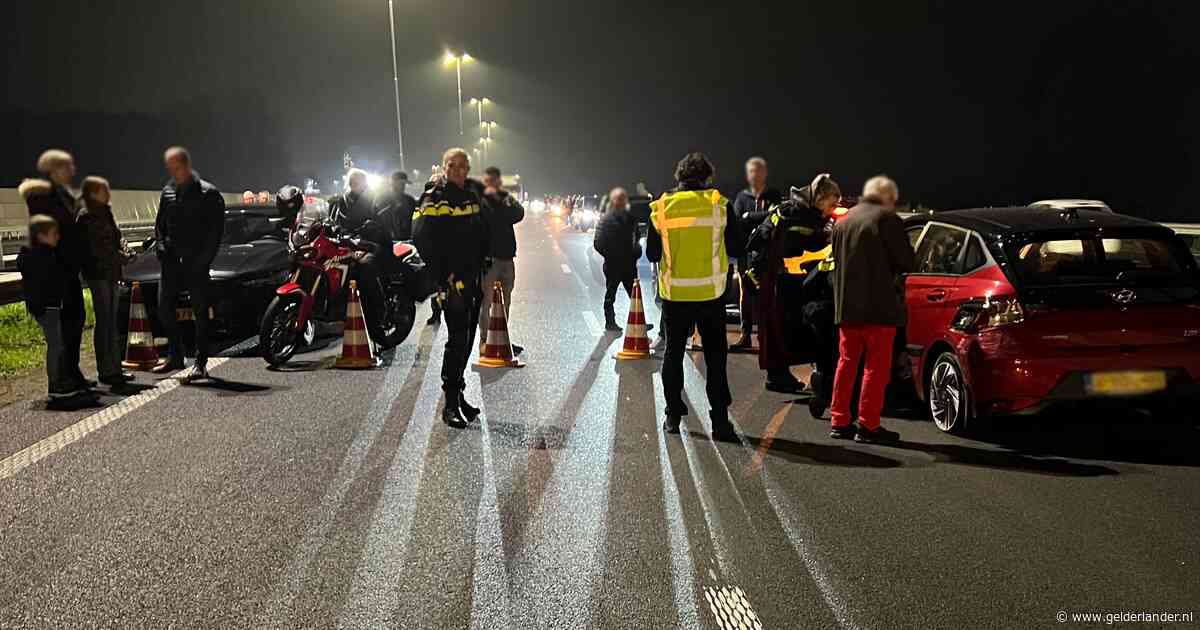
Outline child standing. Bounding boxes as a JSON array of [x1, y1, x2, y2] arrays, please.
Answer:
[[79, 176, 134, 387], [16, 214, 98, 409]]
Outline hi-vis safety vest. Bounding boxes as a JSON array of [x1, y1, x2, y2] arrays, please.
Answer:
[[650, 189, 730, 302]]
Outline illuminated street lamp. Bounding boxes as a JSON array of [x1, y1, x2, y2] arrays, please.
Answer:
[[443, 51, 473, 136], [468, 97, 491, 136]]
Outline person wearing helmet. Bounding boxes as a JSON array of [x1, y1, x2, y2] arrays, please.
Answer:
[[275, 185, 304, 228]]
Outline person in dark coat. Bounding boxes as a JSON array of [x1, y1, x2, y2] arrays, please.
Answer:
[[78, 176, 135, 386], [375, 170, 417, 242], [153, 147, 226, 380], [27, 150, 93, 390], [477, 166, 525, 354], [829, 175, 915, 444], [730, 157, 783, 350], [330, 169, 391, 344], [17, 211, 97, 410], [413, 148, 490, 429], [745, 174, 841, 394], [593, 187, 643, 330]]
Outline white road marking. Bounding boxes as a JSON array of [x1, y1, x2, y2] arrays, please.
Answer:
[[469, 414, 514, 630], [0, 359, 229, 483], [581, 311, 605, 337], [560, 263, 571, 274], [336, 340, 445, 629], [653, 372, 703, 629], [257, 344, 425, 627]]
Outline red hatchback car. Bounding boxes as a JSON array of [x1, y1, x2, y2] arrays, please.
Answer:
[[902, 207, 1200, 433]]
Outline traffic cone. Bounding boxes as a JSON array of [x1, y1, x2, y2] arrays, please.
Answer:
[[334, 280, 377, 369], [615, 279, 652, 360], [476, 281, 525, 368], [122, 281, 160, 370]]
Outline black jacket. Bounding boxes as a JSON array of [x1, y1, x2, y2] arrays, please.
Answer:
[[745, 185, 831, 281], [831, 200, 916, 326], [329, 191, 378, 234], [17, 244, 66, 317], [645, 184, 745, 277], [733, 187, 783, 236], [21, 178, 83, 271], [156, 173, 225, 264], [78, 203, 129, 281], [375, 190, 418, 241], [593, 207, 640, 271], [412, 178, 490, 283], [482, 189, 524, 259]]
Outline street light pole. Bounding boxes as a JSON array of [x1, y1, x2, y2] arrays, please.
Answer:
[[456, 57, 464, 136], [386, 0, 405, 171]]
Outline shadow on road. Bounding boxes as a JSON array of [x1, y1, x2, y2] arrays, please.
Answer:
[[887, 439, 1119, 476], [183, 376, 276, 395], [965, 413, 1200, 467], [740, 435, 903, 468]]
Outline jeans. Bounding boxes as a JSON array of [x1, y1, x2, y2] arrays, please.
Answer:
[[602, 262, 634, 323], [61, 272, 86, 385], [478, 258, 516, 344], [441, 273, 482, 394], [830, 323, 896, 430], [87, 277, 122, 379], [158, 256, 212, 367], [35, 308, 73, 396], [661, 298, 731, 417]]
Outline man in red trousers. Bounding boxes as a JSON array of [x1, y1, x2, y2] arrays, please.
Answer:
[[828, 175, 914, 444]]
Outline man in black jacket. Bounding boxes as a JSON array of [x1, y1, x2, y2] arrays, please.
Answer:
[[28, 150, 93, 390], [375, 170, 417, 242], [593, 187, 641, 330], [413, 148, 490, 428], [330, 169, 391, 344], [829, 175, 915, 444], [477, 166, 525, 354], [153, 147, 226, 380], [731, 157, 782, 350]]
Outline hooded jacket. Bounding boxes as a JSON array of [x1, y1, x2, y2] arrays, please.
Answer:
[[20, 178, 83, 270]]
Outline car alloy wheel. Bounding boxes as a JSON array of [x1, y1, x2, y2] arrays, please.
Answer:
[[929, 352, 971, 434]]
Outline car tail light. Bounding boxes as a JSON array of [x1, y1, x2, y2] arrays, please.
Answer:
[[951, 296, 1025, 333]]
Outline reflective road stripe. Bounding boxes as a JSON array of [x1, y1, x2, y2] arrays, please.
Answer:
[[0, 360, 229, 482]]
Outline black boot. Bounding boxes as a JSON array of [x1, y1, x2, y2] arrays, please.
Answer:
[[662, 414, 682, 434], [442, 394, 467, 428], [709, 409, 738, 443], [765, 368, 805, 394], [604, 317, 623, 332], [459, 391, 481, 421]]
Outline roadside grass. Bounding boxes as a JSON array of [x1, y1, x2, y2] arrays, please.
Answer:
[[0, 291, 96, 378]]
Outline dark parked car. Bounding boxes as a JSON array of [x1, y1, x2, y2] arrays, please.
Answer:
[[903, 207, 1200, 434], [120, 204, 294, 338]]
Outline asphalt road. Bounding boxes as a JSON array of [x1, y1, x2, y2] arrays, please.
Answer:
[[1, 216, 1197, 629]]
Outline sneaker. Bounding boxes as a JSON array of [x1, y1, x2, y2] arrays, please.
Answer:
[[99, 373, 133, 387], [511, 344, 525, 357], [829, 424, 857, 440], [854, 425, 900, 444], [459, 392, 481, 421], [185, 363, 210, 383], [662, 414, 682, 434]]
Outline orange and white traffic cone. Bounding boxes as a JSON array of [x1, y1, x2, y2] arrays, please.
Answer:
[[475, 280, 525, 368], [122, 281, 160, 370], [334, 280, 377, 369], [615, 279, 652, 360]]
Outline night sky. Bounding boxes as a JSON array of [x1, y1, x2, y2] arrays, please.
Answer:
[[5, 1, 1199, 219]]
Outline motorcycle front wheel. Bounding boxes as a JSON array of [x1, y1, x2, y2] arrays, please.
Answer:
[[260, 294, 304, 366], [378, 289, 417, 349]]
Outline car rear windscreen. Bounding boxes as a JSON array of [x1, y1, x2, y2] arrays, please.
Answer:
[[1007, 233, 1195, 289]]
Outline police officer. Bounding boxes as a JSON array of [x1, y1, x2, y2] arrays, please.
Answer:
[[646, 153, 744, 440], [413, 148, 490, 428], [745, 174, 841, 394]]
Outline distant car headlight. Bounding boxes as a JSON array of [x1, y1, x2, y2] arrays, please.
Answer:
[[582, 210, 598, 223]]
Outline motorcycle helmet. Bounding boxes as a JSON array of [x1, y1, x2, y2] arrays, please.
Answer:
[[276, 185, 304, 214]]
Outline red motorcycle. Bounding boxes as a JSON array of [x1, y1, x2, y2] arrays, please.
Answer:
[[258, 199, 422, 366]]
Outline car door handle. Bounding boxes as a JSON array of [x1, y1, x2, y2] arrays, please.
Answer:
[[926, 289, 947, 302]]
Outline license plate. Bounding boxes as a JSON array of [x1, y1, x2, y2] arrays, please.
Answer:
[[1087, 370, 1167, 396]]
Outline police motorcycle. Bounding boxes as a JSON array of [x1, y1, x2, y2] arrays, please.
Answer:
[[258, 186, 430, 367]]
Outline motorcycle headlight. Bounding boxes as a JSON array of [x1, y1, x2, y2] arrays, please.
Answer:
[[291, 226, 318, 249]]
